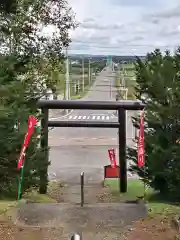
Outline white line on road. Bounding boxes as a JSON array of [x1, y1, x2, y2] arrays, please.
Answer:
[[65, 114, 114, 121], [50, 109, 73, 120]]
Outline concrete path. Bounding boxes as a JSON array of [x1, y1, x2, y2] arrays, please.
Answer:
[[14, 182, 147, 240]]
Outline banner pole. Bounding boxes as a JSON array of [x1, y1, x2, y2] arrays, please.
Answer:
[[17, 164, 25, 200], [17, 115, 38, 200], [137, 108, 145, 199], [143, 168, 146, 199]]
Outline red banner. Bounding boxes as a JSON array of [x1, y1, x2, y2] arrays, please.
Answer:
[[17, 115, 37, 169], [137, 111, 145, 167], [108, 148, 117, 168]]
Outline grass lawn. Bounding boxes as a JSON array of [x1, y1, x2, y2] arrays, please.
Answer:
[[104, 179, 180, 216], [116, 63, 136, 100], [105, 179, 180, 240], [56, 73, 66, 95], [122, 63, 135, 70], [0, 201, 17, 215], [104, 179, 152, 202], [56, 66, 95, 99], [115, 72, 121, 89], [0, 181, 62, 216], [22, 181, 63, 203], [123, 64, 136, 100], [70, 66, 89, 75], [126, 78, 136, 100], [0, 191, 55, 217], [23, 190, 57, 203]]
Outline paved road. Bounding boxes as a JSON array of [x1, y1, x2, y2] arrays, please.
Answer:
[[48, 67, 136, 183]]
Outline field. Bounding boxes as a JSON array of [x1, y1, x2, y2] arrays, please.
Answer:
[[56, 65, 95, 99], [116, 63, 136, 100]]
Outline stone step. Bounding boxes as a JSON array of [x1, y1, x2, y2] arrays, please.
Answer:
[[13, 202, 147, 239]]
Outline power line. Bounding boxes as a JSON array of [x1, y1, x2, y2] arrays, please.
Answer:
[[69, 43, 180, 49], [68, 44, 180, 55]]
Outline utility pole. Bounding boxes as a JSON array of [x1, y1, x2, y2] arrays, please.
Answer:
[[121, 64, 125, 87], [82, 57, 84, 91], [110, 78, 112, 98], [88, 58, 91, 84], [119, 63, 123, 86], [65, 47, 70, 114], [123, 75, 125, 88]]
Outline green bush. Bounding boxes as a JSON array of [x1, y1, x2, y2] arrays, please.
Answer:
[[0, 0, 76, 197], [127, 48, 180, 201], [0, 55, 49, 198]]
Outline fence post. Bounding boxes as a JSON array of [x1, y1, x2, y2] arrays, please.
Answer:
[[80, 172, 84, 207], [39, 107, 49, 194], [118, 109, 127, 193]]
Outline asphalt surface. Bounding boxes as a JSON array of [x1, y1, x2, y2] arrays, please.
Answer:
[[48, 67, 136, 183], [17, 202, 147, 239]]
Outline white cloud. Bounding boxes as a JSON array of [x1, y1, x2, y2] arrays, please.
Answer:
[[68, 0, 180, 55]]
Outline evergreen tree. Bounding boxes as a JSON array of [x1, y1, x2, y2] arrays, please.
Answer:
[[127, 48, 180, 200], [0, 0, 76, 196], [0, 0, 17, 14], [0, 55, 45, 197]]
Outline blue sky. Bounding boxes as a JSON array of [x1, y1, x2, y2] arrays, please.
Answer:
[[68, 0, 180, 55]]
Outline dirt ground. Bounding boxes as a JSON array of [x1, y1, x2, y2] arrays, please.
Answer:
[[0, 183, 179, 240], [47, 182, 119, 204], [1, 216, 179, 240], [126, 216, 180, 240]]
